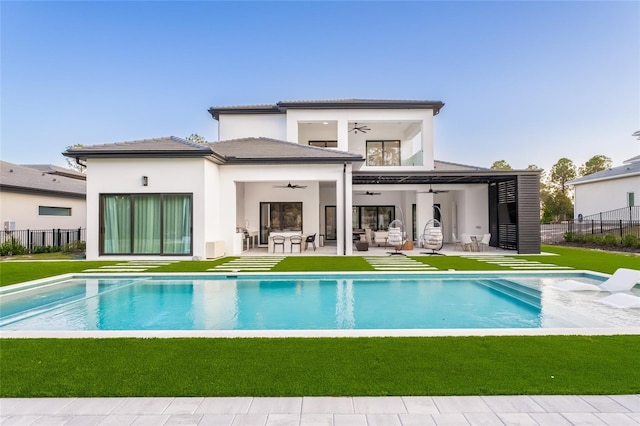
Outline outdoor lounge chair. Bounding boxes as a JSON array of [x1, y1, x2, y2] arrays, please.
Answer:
[[552, 268, 640, 292], [387, 219, 405, 255], [597, 293, 640, 309], [420, 218, 443, 255]]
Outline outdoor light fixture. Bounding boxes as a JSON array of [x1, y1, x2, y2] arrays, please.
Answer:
[[142, 176, 148, 186]]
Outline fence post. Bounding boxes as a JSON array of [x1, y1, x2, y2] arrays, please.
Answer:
[[599, 213, 603, 234], [619, 220, 623, 238]]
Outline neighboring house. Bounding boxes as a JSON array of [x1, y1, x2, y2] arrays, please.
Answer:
[[0, 161, 86, 230], [64, 99, 541, 260], [568, 156, 640, 218]]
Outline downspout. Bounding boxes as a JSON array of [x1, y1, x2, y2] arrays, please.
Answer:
[[343, 163, 347, 256]]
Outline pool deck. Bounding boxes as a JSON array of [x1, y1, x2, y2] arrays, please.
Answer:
[[2, 395, 639, 425]]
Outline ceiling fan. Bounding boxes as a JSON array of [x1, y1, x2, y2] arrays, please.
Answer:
[[349, 122, 371, 134], [273, 182, 307, 189], [419, 184, 450, 194], [358, 191, 381, 196]]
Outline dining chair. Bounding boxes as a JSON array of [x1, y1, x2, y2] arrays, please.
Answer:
[[460, 233, 474, 251], [479, 233, 491, 251], [289, 235, 302, 253], [305, 233, 317, 251], [272, 235, 285, 253], [452, 232, 463, 251]]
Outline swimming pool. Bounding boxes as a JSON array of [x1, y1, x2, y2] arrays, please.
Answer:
[[1, 272, 639, 336]]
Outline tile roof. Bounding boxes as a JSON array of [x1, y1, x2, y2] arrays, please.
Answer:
[[568, 160, 640, 185], [209, 99, 445, 120], [1, 161, 86, 197], [64, 136, 212, 156], [434, 160, 490, 171], [208, 137, 363, 163], [62, 136, 364, 164]]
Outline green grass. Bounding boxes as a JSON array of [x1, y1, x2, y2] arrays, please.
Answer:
[[2, 336, 639, 397], [1, 245, 639, 397]]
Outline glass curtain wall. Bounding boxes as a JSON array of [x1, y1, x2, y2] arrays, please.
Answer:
[[101, 194, 192, 255], [352, 206, 395, 231], [259, 202, 303, 244]]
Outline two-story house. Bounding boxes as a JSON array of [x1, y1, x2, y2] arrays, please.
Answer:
[[65, 99, 540, 260]]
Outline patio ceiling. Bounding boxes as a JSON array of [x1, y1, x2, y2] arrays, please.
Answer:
[[352, 170, 539, 185]]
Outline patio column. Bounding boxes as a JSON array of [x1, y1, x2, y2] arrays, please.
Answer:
[[338, 163, 354, 255]]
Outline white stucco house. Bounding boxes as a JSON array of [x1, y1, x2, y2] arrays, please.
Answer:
[[64, 99, 541, 260], [0, 161, 86, 231], [569, 155, 640, 219]]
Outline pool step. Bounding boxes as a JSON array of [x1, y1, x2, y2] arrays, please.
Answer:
[[476, 279, 542, 310]]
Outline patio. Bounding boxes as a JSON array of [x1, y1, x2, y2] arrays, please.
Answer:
[[239, 242, 515, 257]]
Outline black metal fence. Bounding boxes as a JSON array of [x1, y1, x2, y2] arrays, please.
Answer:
[[0, 227, 86, 253], [541, 206, 640, 244]]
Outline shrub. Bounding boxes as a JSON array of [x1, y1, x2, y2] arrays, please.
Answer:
[[621, 234, 639, 248], [63, 240, 86, 253], [31, 245, 52, 254], [0, 238, 28, 256], [563, 232, 576, 242], [603, 234, 619, 247]]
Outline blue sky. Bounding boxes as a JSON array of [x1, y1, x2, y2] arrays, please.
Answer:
[[2, 1, 639, 173]]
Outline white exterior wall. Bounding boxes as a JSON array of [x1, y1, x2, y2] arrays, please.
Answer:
[[0, 191, 86, 230], [455, 184, 490, 236], [85, 157, 216, 260], [573, 175, 640, 217], [218, 114, 287, 141]]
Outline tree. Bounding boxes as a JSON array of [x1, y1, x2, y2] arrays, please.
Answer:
[[542, 191, 574, 222], [65, 144, 86, 173], [490, 160, 512, 170], [186, 133, 207, 144], [549, 158, 576, 195], [579, 154, 612, 177]]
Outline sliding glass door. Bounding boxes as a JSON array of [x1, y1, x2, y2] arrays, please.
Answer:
[[352, 206, 395, 231], [100, 194, 192, 255]]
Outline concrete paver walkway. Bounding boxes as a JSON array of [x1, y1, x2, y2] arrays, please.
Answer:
[[2, 395, 639, 425]]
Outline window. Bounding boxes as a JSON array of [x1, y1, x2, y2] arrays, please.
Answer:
[[629, 192, 635, 207], [259, 202, 303, 244], [100, 194, 192, 255], [352, 206, 395, 231], [309, 140, 337, 148], [366, 140, 400, 166], [39, 206, 71, 216]]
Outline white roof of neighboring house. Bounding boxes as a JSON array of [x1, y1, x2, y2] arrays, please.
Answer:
[[0, 161, 86, 198], [568, 160, 640, 186], [21, 164, 86, 180]]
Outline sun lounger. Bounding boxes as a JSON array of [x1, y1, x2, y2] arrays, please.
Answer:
[[552, 268, 640, 292], [597, 293, 640, 309]]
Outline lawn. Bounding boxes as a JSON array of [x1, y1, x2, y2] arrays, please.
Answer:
[[1, 245, 639, 397]]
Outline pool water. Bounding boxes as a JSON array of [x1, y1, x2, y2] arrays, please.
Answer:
[[0, 273, 636, 331]]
